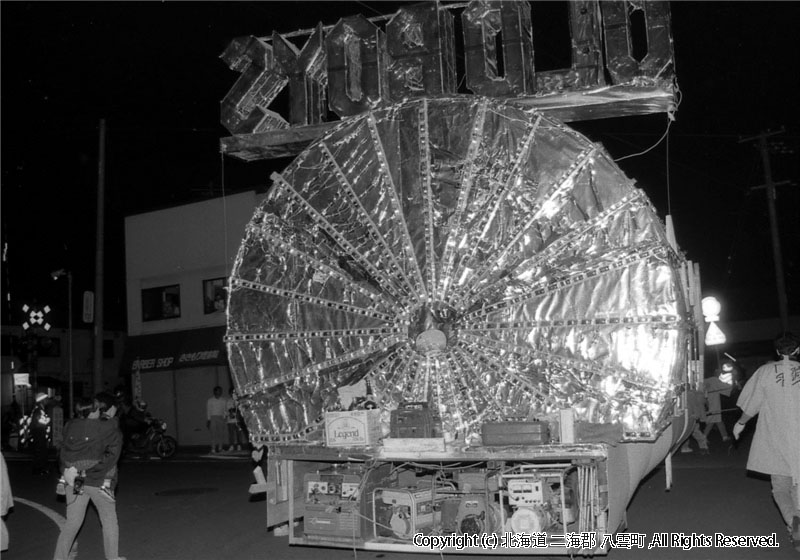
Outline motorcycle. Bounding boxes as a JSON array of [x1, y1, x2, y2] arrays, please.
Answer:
[[124, 416, 178, 459]]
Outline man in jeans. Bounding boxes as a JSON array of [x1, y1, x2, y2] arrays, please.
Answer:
[[225, 387, 244, 452], [53, 398, 124, 560], [206, 386, 227, 454]]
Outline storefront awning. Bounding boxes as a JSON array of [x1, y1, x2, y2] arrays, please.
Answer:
[[121, 326, 227, 374]]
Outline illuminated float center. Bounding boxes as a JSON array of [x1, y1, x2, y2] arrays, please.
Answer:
[[410, 304, 457, 357]]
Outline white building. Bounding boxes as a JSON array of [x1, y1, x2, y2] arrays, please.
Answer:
[[123, 190, 259, 446], [121, 189, 799, 448]]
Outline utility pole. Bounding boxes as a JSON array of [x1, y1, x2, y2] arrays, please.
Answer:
[[94, 119, 106, 393], [67, 271, 73, 415], [739, 129, 791, 333], [51, 269, 74, 416]]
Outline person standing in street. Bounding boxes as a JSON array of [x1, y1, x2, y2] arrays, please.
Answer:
[[703, 366, 734, 443], [733, 333, 800, 551], [53, 398, 125, 560], [95, 392, 120, 421], [1, 451, 13, 552], [680, 384, 710, 454], [206, 386, 227, 454], [2, 396, 22, 451], [225, 387, 244, 452], [49, 395, 64, 452], [20, 392, 52, 475]]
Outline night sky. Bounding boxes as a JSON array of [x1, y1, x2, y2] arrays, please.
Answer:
[[2, 2, 798, 334]]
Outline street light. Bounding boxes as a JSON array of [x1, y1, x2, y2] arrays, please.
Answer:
[[52, 269, 74, 415], [701, 296, 726, 346]]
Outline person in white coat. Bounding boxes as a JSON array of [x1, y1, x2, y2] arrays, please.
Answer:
[[1, 451, 12, 552], [206, 386, 227, 454], [734, 333, 800, 551]]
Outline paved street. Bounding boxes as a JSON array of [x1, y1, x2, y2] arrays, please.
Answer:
[[2, 431, 798, 560]]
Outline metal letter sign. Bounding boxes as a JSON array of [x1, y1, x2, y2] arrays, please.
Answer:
[[326, 15, 389, 117], [220, 1, 677, 157], [386, 3, 456, 98], [462, 0, 535, 96], [568, 1, 604, 87], [273, 24, 328, 126], [219, 36, 289, 134], [534, 0, 605, 92], [601, 1, 674, 84]]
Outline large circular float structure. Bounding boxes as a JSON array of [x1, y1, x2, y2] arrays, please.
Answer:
[[225, 96, 691, 446]]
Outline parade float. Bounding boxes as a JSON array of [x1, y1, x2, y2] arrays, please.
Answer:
[[220, 1, 704, 554]]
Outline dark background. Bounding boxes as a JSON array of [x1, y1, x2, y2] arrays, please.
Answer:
[[2, 1, 798, 333]]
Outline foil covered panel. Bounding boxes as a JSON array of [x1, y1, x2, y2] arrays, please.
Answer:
[[227, 96, 691, 444]]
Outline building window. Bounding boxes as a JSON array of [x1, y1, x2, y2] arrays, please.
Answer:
[[141, 285, 181, 321], [203, 277, 227, 315]]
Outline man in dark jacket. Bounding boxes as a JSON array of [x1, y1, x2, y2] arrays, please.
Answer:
[[53, 398, 124, 560], [21, 392, 52, 475]]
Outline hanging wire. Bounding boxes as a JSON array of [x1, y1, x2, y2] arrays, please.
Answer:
[[613, 119, 672, 163], [722, 159, 762, 290], [220, 153, 230, 281], [604, 131, 740, 197], [258, 2, 469, 41], [665, 83, 683, 216], [666, 124, 672, 215], [354, 1, 385, 17], [614, 82, 682, 164]]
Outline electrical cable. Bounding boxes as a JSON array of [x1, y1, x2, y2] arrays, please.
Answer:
[[614, 82, 681, 165], [722, 157, 762, 290], [614, 119, 672, 163], [666, 125, 672, 215], [354, 1, 385, 17], [220, 153, 230, 274]]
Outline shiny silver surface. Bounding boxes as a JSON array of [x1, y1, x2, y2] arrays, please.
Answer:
[[227, 97, 690, 444]]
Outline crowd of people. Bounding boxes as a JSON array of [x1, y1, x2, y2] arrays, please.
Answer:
[[681, 357, 743, 454], [679, 334, 800, 551], [3, 390, 128, 559], [3, 385, 251, 558], [206, 385, 247, 454], [1, 336, 796, 554]]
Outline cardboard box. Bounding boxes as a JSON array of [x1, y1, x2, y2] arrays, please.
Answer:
[[324, 410, 382, 448], [481, 421, 550, 446]]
